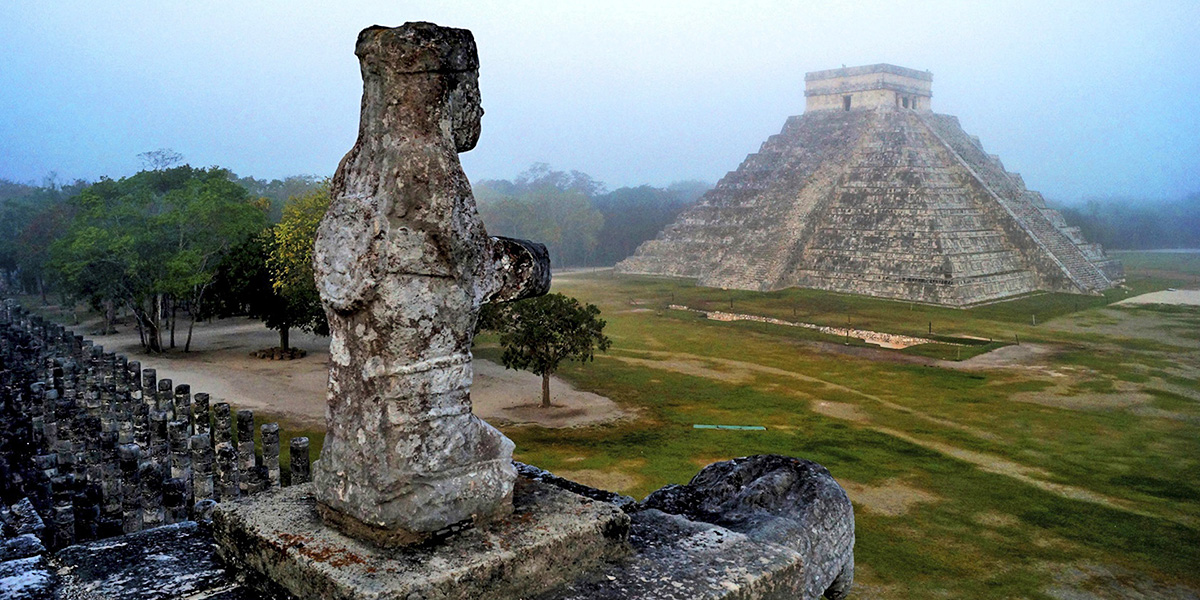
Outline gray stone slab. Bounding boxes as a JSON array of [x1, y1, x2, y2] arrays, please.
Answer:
[[0, 534, 45, 562], [537, 509, 806, 600], [52, 521, 269, 600], [212, 478, 630, 600], [0, 555, 56, 600]]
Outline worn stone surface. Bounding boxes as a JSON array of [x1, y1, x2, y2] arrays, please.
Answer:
[[52, 521, 278, 600], [311, 21, 550, 540], [212, 479, 630, 600], [0, 534, 45, 562], [538, 509, 806, 600], [515, 461, 637, 511], [615, 65, 1122, 305], [8, 498, 45, 538], [640, 455, 855, 600], [0, 555, 56, 600]]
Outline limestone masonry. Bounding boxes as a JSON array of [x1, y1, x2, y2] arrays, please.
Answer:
[[616, 64, 1123, 306]]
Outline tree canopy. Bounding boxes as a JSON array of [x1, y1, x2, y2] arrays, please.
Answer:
[[475, 163, 710, 268], [49, 166, 268, 351], [480, 292, 611, 408], [1056, 193, 1200, 249], [262, 184, 331, 350]]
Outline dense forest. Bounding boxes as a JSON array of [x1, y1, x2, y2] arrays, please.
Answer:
[[0, 161, 710, 352], [475, 163, 711, 267], [1053, 193, 1200, 250]]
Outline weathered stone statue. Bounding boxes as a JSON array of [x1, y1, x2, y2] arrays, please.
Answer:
[[311, 22, 550, 544]]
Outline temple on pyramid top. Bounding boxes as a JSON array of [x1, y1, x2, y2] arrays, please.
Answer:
[[616, 64, 1123, 306], [805, 64, 932, 112]]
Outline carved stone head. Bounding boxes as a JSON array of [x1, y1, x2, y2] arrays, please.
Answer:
[[354, 22, 482, 151]]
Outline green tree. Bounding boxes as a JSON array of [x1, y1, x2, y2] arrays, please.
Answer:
[[476, 163, 606, 267], [482, 293, 612, 407], [263, 185, 331, 350], [160, 174, 269, 350], [0, 177, 86, 299], [51, 166, 267, 352]]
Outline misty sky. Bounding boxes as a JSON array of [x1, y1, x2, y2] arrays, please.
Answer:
[[2, 1, 1198, 203]]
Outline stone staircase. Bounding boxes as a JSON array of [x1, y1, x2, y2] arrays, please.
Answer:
[[922, 114, 1116, 292]]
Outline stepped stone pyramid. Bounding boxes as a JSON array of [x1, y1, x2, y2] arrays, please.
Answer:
[[616, 64, 1123, 306]]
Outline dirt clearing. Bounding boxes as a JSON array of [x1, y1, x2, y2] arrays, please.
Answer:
[[84, 316, 628, 429]]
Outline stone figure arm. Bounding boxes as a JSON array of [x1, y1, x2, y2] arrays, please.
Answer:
[[479, 236, 551, 304]]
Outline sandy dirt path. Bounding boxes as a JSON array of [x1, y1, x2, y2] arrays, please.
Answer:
[[1116, 288, 1200, 306], [84, 316, 628, 430]]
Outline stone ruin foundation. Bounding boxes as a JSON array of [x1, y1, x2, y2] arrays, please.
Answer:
[[616, 63, 1123, 306]]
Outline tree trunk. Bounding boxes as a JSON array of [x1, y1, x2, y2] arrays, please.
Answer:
[[169, 300, 177, 349], [185, 312, 197, 352], [134, 307, 147, 349], [148, 320, 162, 353], [153, 294, 165, 352], [541, 372, 551, 408], [280, 326, 290, 352], [186, 286, 207, 353], [134, 303, 161, 353], [104, 299, 116, 334], [38, 276, 47, 305]]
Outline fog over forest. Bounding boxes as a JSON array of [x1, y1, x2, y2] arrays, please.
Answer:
[[2, 3, 1198, 198], [1, 2, 1197, 261]]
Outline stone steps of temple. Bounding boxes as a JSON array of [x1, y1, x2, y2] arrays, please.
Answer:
[[922, 114, 1116, 292]]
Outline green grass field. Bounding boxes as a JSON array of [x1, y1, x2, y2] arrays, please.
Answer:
[[494, 252, 1200, 598]]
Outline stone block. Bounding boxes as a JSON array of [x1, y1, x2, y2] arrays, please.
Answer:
[[0, 555, 55, 600], [0, 535, 44, 562], [213, 478, 630, 600], [53, 520, 269, 600], [537, 509, 805, 600]]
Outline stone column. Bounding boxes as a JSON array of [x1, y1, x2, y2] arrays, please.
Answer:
[[164, 478, 187, 524], [98, 430, 122, 534], [311, 22, 550, 544], [32, 454, 57, 514], [73, 482, 100, 542], [126, 360, 141, 402], [141, 368, 156, 412], [289, 437, 310, 485], [148, 409, 168, 462], [168, 420, 191, 503], [174, 384, 191, 433], [193, 392, 210, 436], [50, 474, 75, 549], [118, 444, 142, 533], [190, 433, 214, 504], [140, 460, 164, 528], [213, 402, 232, 446], [157, 378, 173, 416], [235, 409, 255, 495], [215, 442, 238, 502], [260, 423, 280, 489]]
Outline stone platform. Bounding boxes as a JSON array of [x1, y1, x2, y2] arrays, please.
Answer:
[[212, 478, 631, 600]]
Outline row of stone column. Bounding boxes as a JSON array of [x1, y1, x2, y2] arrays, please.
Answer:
[[0, 300, 314, 550]]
